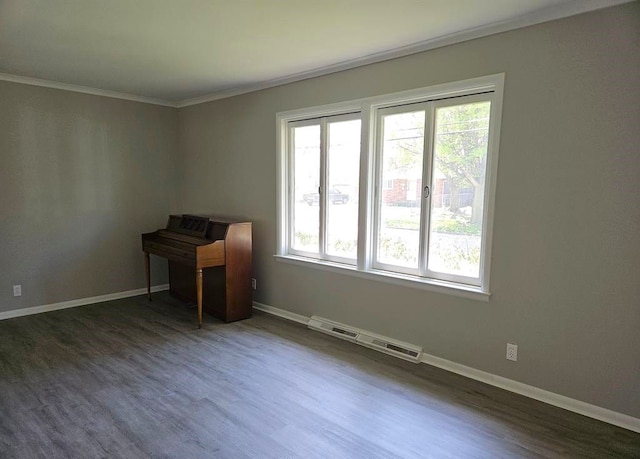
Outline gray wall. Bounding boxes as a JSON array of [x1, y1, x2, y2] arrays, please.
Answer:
[[178, 3, 640, 418], [0, 2, 637, 421], [0, 81, 179, 311]]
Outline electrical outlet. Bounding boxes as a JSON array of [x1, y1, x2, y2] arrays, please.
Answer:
[[251, 278, 256, 290], [506, 343, 518, 361], [13, 285, 22, 297]]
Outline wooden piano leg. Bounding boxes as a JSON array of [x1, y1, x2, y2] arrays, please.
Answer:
[[144, 252, 152, 301], [196, 268, 203, 328]]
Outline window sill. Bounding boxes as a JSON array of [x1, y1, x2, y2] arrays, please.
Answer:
[[274, 254, 490, 302]]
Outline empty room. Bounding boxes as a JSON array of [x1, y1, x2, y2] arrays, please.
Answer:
[[1, 0, 639, 457]]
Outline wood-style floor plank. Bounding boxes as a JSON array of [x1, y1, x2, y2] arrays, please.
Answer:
[[0, 292, 638, 458]]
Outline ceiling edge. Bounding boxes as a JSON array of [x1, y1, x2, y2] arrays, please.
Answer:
[[0, 73, 177, 108], [0, 0, 630, 108], [177, 0, 632, 108]]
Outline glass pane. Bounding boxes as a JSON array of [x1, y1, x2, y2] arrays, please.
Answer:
[[427, 101, 491, 279], [326, 119, 361, 260], [377, 111, 425, 269], [292, 124, 320, 253]]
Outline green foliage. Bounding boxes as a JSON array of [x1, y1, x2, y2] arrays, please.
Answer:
[[331, 239, 357, 254], [384, 212, 480, 235], [386, 111, 425, 173], [295, 233, 358, 256], [378, 236, 416, 263], [295, 232, 318, 247], [385, 218, 419, 230], [431, 241, 481, 272], [383, 102, 490, 221], [432, 218, 481, 236], [434, 102, 491, 189]]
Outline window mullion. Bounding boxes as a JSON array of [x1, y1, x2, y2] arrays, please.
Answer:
[[419, 103, 435, 276], [357, 104, 373, 271], [370, 109, 385, 271], [319, 118, 328, 257]]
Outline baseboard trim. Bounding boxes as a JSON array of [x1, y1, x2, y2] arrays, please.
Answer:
[[419, 353, 640, 434], [253, 301, 308, 325], [0, 284, 170, 321], [252, 301, 640, 434]]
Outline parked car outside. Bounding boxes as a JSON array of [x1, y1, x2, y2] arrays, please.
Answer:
[[303, 187, 349, 205]]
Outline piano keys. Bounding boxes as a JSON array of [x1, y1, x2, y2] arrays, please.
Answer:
[[142, 215, 252, 327]]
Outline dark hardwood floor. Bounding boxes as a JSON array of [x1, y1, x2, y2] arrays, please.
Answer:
[[0, 292, 638, 458]]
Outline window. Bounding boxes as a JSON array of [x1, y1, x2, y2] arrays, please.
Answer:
[[277, 75, 503, 297], [289, 114, 361, 263]]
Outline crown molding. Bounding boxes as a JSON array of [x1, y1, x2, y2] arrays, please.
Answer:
[[0, 0, 631, 108], [0, 73, 177, 108], [177, 0, 632, 107]]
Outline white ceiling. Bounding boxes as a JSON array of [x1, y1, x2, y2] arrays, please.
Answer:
[[0, 0, 628, 106]]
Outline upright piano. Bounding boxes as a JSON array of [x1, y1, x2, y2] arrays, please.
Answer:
[[142, 215, 252, 327]]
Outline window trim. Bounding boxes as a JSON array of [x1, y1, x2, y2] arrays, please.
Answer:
[[287, 113, 361, 265], [276, 74, 504, 298], [424, 94, 496, 287], [276, 99, 362, 256], [371, 102, 431, 278], [286, 119, 322, 261], [273, 254, 490, 301]]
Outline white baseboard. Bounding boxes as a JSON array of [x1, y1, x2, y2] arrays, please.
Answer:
[[252, 301, 640, 434], [420, 353, 640, 434], [0, 284, 170, 321], [253, 301, 309, 325]]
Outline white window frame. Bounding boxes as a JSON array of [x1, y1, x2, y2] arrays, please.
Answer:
[[276, 74, 504, 300], [286, 118, 323, 261], [287, 113, 361, 265], [424, 94, 493, 287], [371, 101, 431, 278]]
